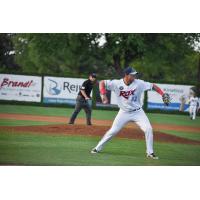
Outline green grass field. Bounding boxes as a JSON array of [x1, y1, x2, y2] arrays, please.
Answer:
[[0, 104, 200, 165], [0, 132, 200, 166], [1, 104, 200, 126]]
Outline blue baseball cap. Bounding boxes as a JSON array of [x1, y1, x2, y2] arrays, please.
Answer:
[[123, 67, 138, 76]]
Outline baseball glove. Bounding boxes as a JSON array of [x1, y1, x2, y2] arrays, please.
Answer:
[[162, 93, 171, 106]]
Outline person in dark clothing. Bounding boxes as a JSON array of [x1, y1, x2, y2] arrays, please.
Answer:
[[68, 73, 97, 125]]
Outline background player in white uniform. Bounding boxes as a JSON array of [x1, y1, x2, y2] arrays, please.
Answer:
[[188, 95, 199, 120], [91, 67, 170, 159], [198, 98, 200, 113]]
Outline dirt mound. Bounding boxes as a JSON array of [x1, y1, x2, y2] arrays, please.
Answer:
[[1, 124, 200, 145], [1, 113, 200, 133]]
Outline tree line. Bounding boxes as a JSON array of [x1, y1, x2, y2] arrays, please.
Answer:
[[0, 33, 200, 86]]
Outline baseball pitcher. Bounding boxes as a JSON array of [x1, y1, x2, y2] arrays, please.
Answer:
[[91, 67, 170, 159]]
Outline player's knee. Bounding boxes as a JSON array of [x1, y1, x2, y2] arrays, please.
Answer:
[[144, 125, 153, 133], [74, 110, 79, 115], [85, 108, 91, 114]]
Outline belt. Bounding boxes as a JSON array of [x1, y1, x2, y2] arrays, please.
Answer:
[[129, 108, 141, 112]]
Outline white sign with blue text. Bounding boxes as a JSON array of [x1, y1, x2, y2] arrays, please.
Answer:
[[147, 83, 194, 111], [43, 76, 87, 105]]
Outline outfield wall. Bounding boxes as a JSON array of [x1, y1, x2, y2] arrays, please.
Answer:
[[147, 83, 194, 112], [0, 73, 198, 113], [0, 74, 41, 102], [43, 76, 87, 105]]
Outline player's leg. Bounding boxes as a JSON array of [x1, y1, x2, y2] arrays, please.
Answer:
[[68, 99, 82, 124], [192, 106, 196, 120], [189, 106, 193, 119], [92, 110, 130, 152], [83, 101, 92, 125], [133, 109, 154, 156]]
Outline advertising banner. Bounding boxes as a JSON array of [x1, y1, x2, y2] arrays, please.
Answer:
[[43, 76, 87, 105], [147, 83, 194, 111], [0, 74, 42, 102]]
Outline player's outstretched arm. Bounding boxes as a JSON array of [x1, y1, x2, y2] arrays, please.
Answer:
[[99, 80, 109, 104], [152, 84, 171, 106], [152, 84, 164, 96]]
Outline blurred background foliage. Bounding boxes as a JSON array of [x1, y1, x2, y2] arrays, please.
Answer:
[[0, 33, 200, 85]]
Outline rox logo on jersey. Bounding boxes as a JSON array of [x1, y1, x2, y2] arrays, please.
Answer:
[[119, 89, 136, 99]]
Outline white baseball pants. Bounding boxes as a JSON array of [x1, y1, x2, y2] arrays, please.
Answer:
[[189, 106, 197, 120], [94, 108, 154, 154]]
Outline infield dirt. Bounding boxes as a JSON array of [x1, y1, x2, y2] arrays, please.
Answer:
[[0, 113, 200, 145]]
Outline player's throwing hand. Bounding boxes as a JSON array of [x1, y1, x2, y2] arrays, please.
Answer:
[[100, 94, 109, 104]]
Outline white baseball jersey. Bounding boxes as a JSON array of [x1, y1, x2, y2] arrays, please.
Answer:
[[189, 96, 199, 107], [105, 79, 153, 112]]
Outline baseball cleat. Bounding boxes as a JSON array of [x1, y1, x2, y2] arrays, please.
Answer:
[[91, 148, 100, 154], [147, 153, 159, 160]]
